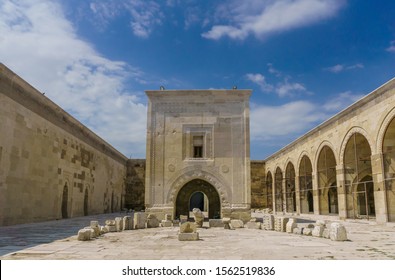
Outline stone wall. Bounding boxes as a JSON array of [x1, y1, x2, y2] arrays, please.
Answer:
[[0, 64, 127, 226], [251, 160, 265, 209], [125, 159, 145, 211]]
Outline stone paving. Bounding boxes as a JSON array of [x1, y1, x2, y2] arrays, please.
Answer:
[[1, 213, 395, 260]]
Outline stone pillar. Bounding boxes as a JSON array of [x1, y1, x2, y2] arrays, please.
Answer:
[[312, 171, 320, 215], [336, 164, 347, 220], [282, 176, 286, 214], [371, 153, 388, 224], [295, 175, 301, 215]]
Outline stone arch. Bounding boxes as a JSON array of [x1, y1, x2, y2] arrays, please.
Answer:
[[379, 110, 395, 222], [274, 166, 283, 212], [167, 169, 230, 206], [298, 154, 313, 214], [376, 107, 395, 154], [314, 140, 338, 170], [265, 171, 273, 210], [316, 144, 338, 215], [175, 179, 221, 219], [342, 132, 375, 219], [285, 162, 296, 212], [297, 151, 313, 176], [339, 126, 374, 163]]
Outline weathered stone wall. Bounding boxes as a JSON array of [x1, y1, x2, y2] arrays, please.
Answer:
[[251, 160, 265, 208], [0, 64, 127, 226], [125, 159, 145, 211]]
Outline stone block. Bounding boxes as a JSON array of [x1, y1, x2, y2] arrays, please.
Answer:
[[179, 215, 188, 224], [105, 220, 115, 226], [303, 228, 312, 236], [316, 220, 326, 226], [330, 223, 348, 241], [262, 214, 274, 230], [115, 217, 123, 232], [84, 226, 98, 238], [77, 228, 91, 241], [123, 216, 134, 230], [165, 214, 172, 221], [323, 228, 330, 239], [146, 214, 160, 228], [105, 225, 117, 232], [274, 217, 289, 232], [230, 219, 244, 228], [134, 212, 147, 229], [312, 225, 325, 237], [209, 219, 224, 227], [286, 218, 297, 233], [160, 220, 173, 227], [293, 227, 303, 235], [180, 222, 197, 233], [178, 232, 199, 241], [100, 226, 109, 234], [90, 221, 99, 228], [222, 218, 231, 229], [246, 221, 261, 229]]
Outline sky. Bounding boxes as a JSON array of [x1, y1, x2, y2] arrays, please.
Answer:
[[1, 0, 394, 160]]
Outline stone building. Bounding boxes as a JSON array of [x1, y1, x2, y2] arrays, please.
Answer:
[[144, 89, 252, 221], [2, 61, 395, 227], [0, 63, 127, 226], [263, 78, 395, 224]]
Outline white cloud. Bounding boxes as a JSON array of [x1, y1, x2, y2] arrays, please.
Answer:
[[323, 91, 363, 112], [245, 73, 273, 92], [0, 0, 147, 157], [250, 101, 327, 141], [276, 81, 306, 97], [202, 0, 345, 40], [324, 63, 364, 73], [88, 0, 163, 38], [386, 41, 395, 52]]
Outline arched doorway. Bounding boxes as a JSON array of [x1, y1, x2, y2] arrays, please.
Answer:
[[382, 116, 395, 222], [176, 179, 220, 219], [299, 155, 313, 213], [317, 145, 338, 215], [343, 133, 375, 219], [265, 172, 273, 210], [61, 183, 68, 219], [84, 188, 89, 216], [285, 162, 296, 213], [275, 167, 283, 212]]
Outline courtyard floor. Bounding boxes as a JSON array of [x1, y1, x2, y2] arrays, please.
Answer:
[[1, 213, 395, 260]]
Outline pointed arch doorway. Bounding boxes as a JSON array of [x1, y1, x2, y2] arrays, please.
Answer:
[[175, 179, 221, 219]]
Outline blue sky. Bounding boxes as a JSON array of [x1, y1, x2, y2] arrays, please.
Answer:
[[1, 0, 394, 159]]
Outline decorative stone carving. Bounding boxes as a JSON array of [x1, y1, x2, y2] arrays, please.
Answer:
[[274, 217, 289, 232], [123, 216, 133, 230], [178, 222, 199, 241], [262, 214, 274, 230]]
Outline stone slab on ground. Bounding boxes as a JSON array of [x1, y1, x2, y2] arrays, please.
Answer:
[[178, 232, 199, 241]]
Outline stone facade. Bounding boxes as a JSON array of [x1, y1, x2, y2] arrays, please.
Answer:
[[251, 160, 266, 209], [145, 89, 252, 221], [125, 159, 145, 211], [0, 63, 127, 226], [264, 78, 395, 224]]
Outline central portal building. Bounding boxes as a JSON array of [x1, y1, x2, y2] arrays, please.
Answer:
[[145, 89, 251, 221]]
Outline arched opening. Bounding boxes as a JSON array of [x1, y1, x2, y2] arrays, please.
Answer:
[[285, 162, 296, 213], [84, 188, 89, 216], [275, 167, 283, 212], [382, 117, 395, 222], [343, 133, 375, 219], [317, 145, 338, 215], [307, 191, 314, 212], [61, 183, 68, 219], [175, 179, 220, 219], [299, 155, 313, 213], [265, 172, 273, 210]]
